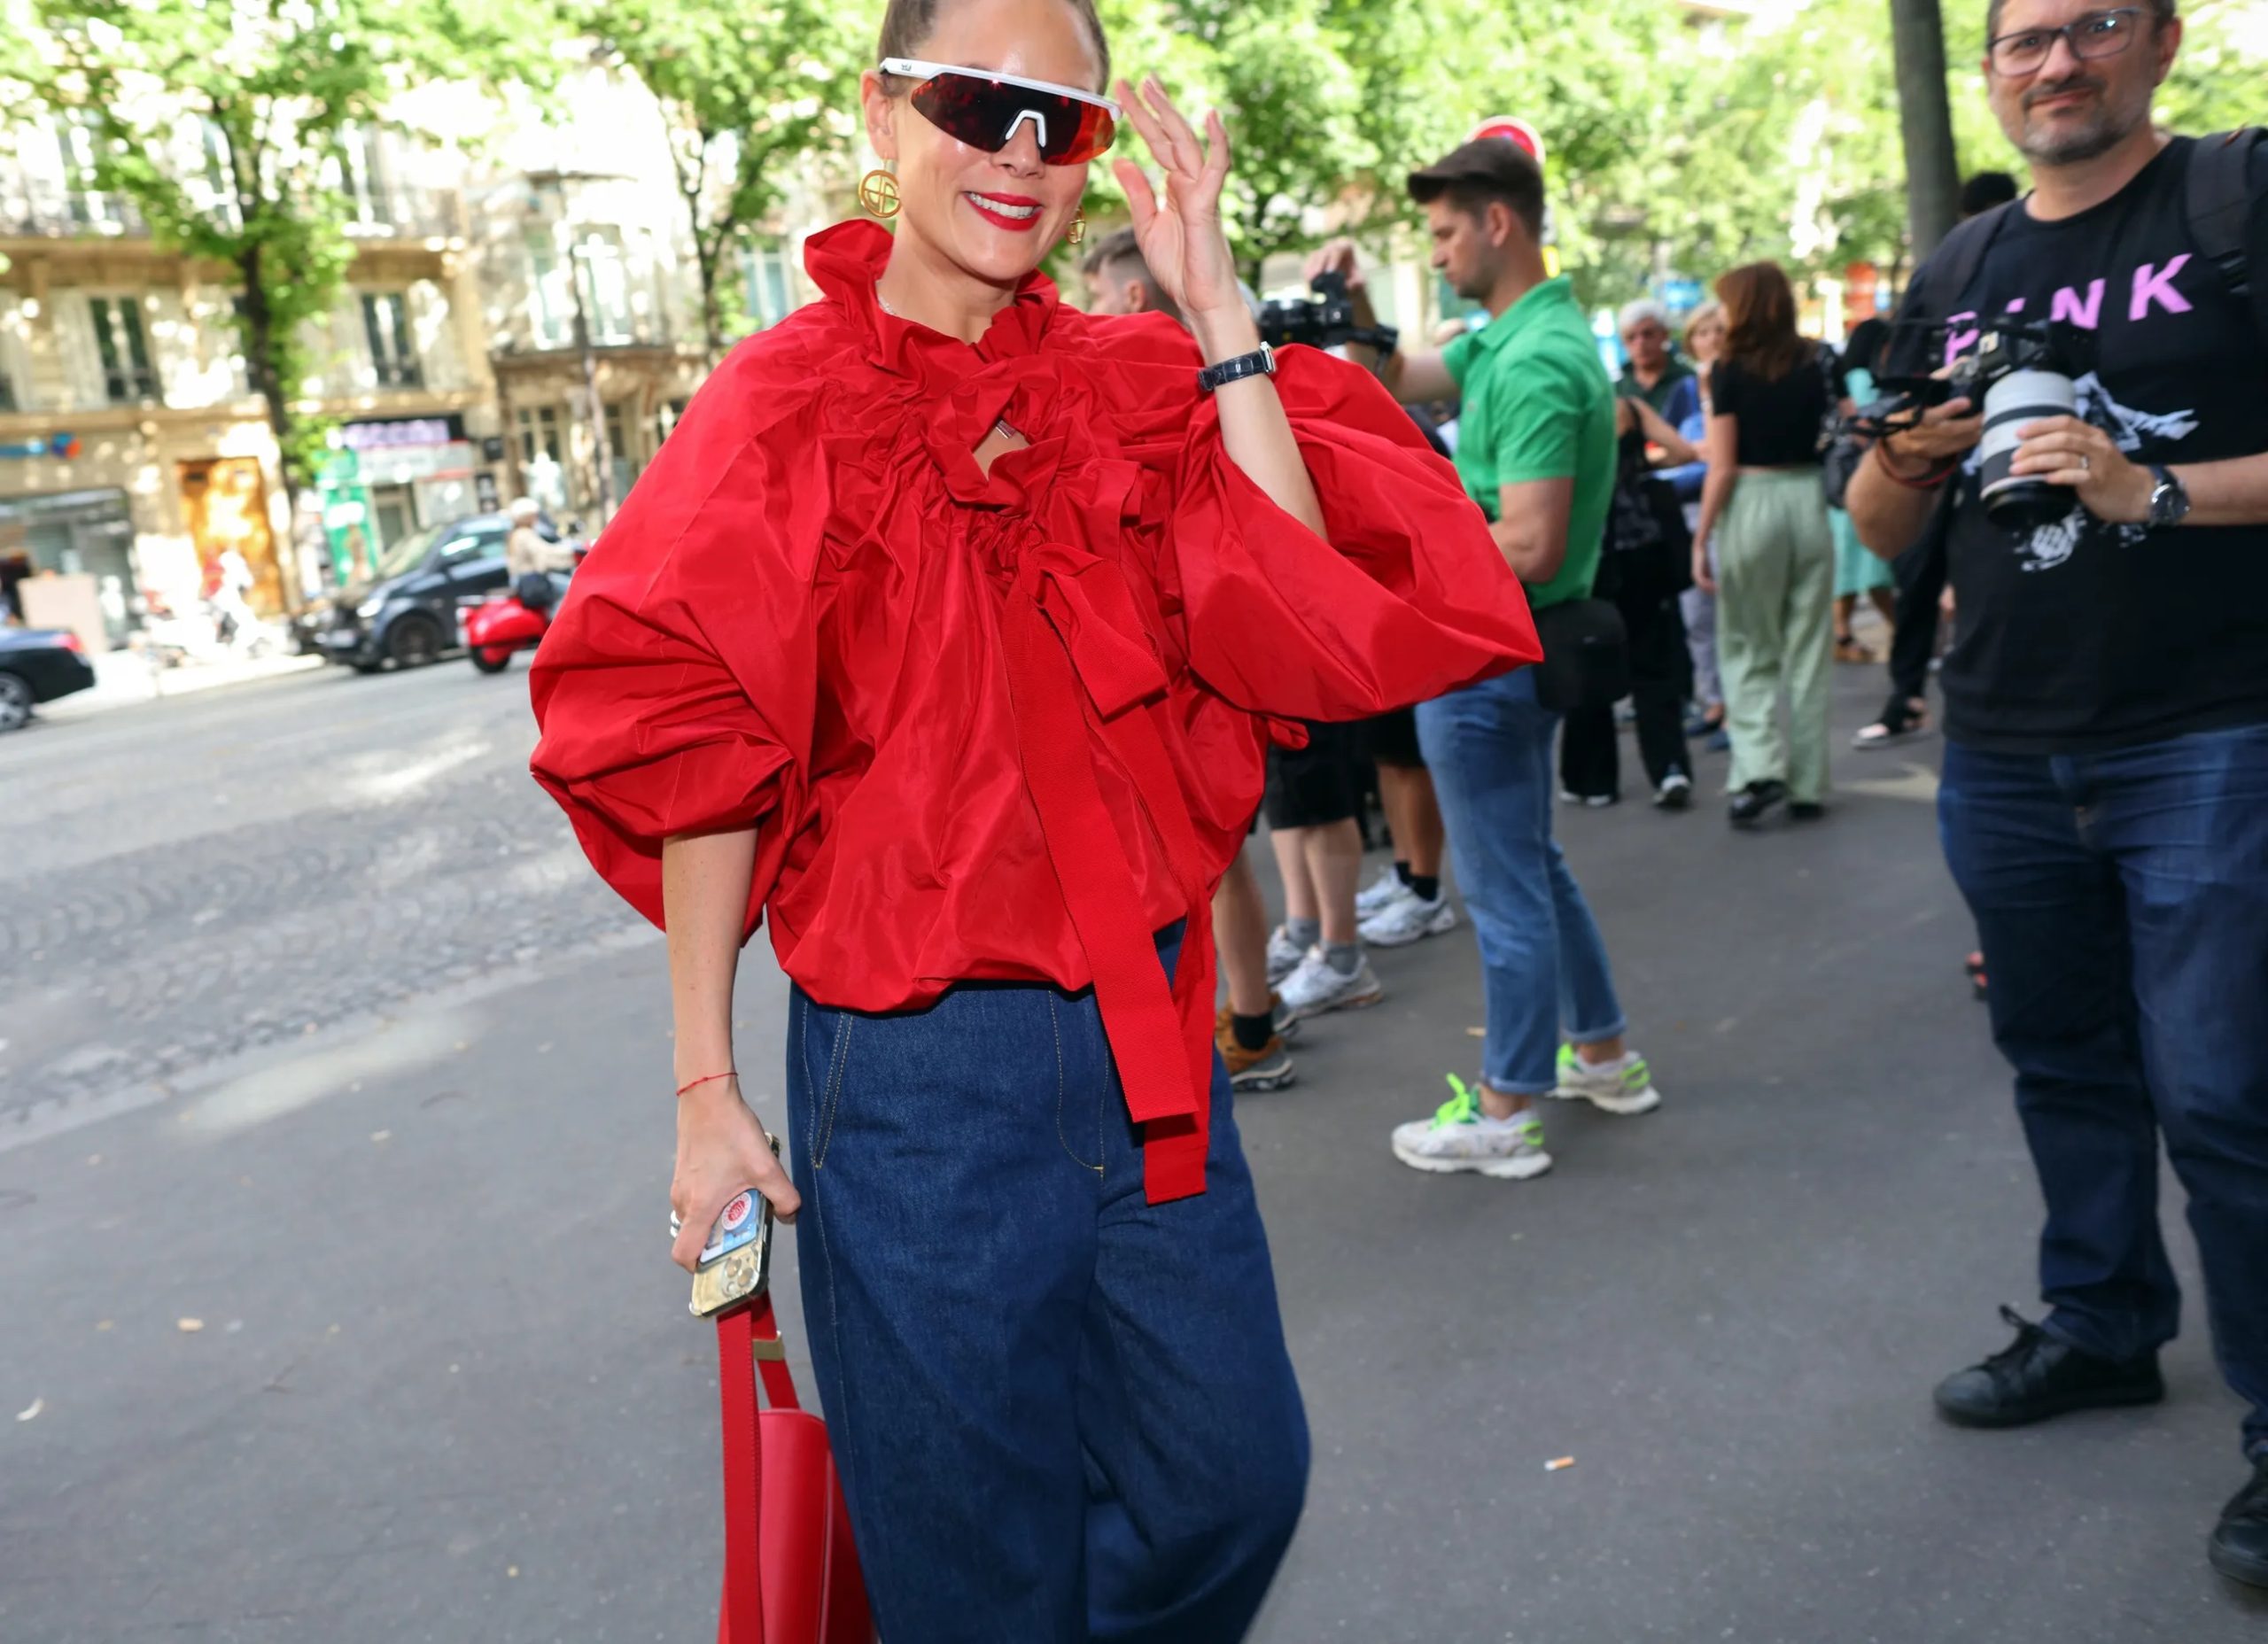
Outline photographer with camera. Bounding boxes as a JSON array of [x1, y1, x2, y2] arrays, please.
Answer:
[[1847, 0, 2268, 1586], [1314, 136, 1666, 1183]]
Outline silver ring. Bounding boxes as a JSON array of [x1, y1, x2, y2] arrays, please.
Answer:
[[2079, 454, 2091, 471], [669, 1211, 683, 1236]]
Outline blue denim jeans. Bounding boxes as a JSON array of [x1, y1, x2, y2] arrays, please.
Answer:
[[783, 927, 1309, 1641], [1938, 725, 2268, 1458], [1417, 669, 1627, 1095]]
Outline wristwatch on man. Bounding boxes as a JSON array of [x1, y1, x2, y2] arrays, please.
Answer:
[[2147, 463, 2192, 529]]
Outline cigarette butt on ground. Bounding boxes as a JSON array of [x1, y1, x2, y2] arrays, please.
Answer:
[[177, 1319, 205, 1333], [1545, 1456, 1575, 1472]]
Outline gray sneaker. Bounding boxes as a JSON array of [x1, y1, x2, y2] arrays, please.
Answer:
[[1278, 947, 1384, 1021], [1358, 890, 1456, 948], [1223, 1037, 1297, 1092]]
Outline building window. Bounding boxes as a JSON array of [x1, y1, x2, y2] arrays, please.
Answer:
[[361, 291, 423, 389], [198, 120, 243, 230], [516, 404, 564, 466], [340, 124, 387, 225], [89, 296, 159, 403], [573, 228, 636, 345], [603, 400, 644, 494], [57, 114, 123, 229], [526, 230, 573, 350], [515, 404, 570, 510], [745, 242, 794, 330], [656, 397, 689, 446]]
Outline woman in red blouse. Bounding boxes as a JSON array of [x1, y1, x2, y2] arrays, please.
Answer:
[[532, 0, 1537, 1632]]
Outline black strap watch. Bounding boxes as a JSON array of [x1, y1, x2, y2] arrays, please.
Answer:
[[2146, 463, 2191, 529], [1198, 342, 1277, 395]]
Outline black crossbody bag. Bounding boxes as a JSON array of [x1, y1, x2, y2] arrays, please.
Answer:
[[1531, 595, 1630, 714]]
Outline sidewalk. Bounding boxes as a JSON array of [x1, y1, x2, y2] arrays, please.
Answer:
[[46, 646, 327, 720]]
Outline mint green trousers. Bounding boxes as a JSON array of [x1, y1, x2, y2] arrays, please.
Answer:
[[1714, 469, 1835, 803]]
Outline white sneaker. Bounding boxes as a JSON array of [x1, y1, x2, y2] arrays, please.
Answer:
[[1265, 925, 1307, 987], [1278, 946, 1384, 1020], [1550, 1045, 1662, 1115], [1392, 1075, 1554, 1179], [1359, 890, 1457, 948], [1356, 871, 1411, 918]]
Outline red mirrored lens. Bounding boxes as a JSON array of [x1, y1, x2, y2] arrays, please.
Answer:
[[909, 74, 1115, 165]]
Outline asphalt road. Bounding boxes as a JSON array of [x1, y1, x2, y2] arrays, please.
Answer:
[[4, 653, 2263, 1643]]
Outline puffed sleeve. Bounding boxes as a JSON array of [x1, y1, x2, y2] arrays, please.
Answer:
[[529, 384, 818, 942], [1161, 345, 1540, 720]]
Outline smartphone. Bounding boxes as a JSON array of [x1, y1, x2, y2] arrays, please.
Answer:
[[687, 1137, 780, 1318]]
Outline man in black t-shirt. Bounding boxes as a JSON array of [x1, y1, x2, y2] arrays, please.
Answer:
[[1847, 0, 2268, 1586]]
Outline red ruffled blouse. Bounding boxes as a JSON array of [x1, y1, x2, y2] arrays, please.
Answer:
[[531, 221, 1539, 1202]]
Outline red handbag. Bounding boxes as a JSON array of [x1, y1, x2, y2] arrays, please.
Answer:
[[712, 1294, 875, 1643]]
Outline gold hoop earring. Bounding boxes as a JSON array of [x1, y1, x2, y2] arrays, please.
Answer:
[[1066, 208, 1087, 246], [858, 166, 900, 221]]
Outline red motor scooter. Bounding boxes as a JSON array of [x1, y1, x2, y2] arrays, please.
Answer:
[[464, 562, 578, 675]]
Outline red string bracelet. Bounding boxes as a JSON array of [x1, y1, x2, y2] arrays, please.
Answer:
[[676, 1071, 738, 1098], [1875, 438, 1955, 492]]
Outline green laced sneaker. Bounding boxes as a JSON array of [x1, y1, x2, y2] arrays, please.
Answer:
[[1390, 1074, 1554, 1178], [1550, 1046, 1662, 1115]]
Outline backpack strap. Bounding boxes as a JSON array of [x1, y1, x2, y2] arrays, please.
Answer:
[[2186, 128, 2264, 345], [1916, 201, 2016, 319]]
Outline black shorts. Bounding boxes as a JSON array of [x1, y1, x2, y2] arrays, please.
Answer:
[[1358, 706, 1426, 770], [1264, 721, 1368, 830]]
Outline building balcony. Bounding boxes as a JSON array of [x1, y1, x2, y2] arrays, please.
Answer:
[[2, 184, 151, 240], [341, 187, 464, 242], [492, 323, 683, 361], [0, 182, 462, 245]]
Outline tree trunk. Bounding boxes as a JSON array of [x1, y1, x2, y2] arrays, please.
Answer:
[[1888, 0, 1963, 258], [694, 228, 724, 363], [237, 244, 304, 614]]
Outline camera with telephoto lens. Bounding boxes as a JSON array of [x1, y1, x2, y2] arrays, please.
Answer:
[[1954, 318, 2093, 532], [1863, 316, 2090, 532], [1256, 270, 1401, 354]]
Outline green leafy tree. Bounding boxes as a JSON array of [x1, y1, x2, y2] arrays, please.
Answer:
[[593, 0, 864, 358], [0, 0, 550, 554]]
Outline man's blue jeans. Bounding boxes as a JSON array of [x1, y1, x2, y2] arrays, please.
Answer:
[[1418, 669, 1627, 1095], [1938, 725, 2268, 1458], [783, 927, 1309, 1642]]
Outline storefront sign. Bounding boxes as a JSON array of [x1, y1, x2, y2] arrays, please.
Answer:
[[1, 432, 81, 460], [338, 416, 464, 451]]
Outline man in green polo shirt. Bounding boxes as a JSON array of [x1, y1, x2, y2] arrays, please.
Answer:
[[1315, 136, 1666, 1183]]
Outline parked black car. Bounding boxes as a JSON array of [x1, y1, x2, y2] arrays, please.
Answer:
[[0, 625, 97, 731], [309, 512, 562, 672]]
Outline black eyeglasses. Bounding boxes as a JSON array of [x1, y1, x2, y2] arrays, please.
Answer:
[[1987, 7, 2143, 75]]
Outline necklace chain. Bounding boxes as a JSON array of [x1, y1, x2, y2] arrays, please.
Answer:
[[875, 284, 1021, 444]]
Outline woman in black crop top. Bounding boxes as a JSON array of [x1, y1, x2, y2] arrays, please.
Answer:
[[1692, 260, 1838, 826]]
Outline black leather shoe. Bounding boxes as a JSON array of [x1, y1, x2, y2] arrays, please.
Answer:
[[1933, 1307, 2165, 1428], [1728, 779, 1788, 827], [2210, 1457, 2268, 1587], [1789, 801, 1827, 821]]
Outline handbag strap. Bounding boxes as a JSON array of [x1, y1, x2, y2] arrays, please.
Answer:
[[717, 1295, 804, 1644]]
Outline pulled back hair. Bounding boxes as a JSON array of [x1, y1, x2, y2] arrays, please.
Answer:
[[1716, 261, 1808, 384], [877, 0, 1113, 91]]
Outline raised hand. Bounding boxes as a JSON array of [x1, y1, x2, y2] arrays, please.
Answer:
[[1110, 76, 1242, 330]]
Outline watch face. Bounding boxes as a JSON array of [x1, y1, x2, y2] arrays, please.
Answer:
[[2150, 469, 2187, 526]]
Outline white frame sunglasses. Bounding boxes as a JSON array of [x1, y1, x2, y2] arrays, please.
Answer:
[[879, 57, 1122, 160]]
